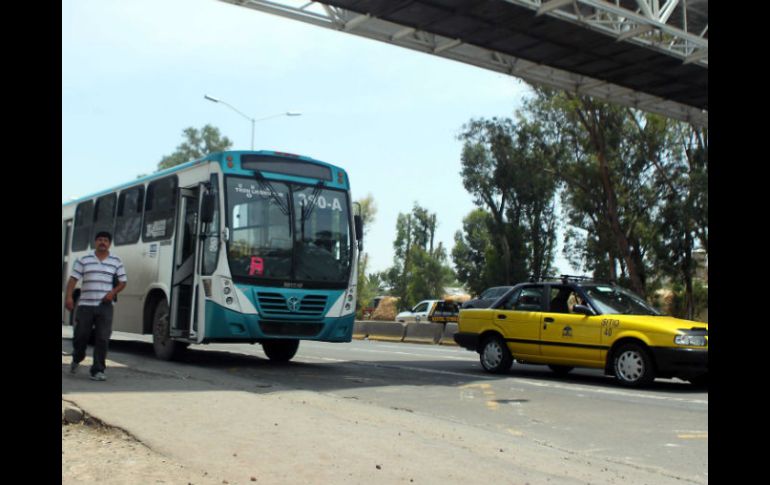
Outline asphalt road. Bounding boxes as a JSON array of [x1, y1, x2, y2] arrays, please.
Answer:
[[62, 327, 707, 483]]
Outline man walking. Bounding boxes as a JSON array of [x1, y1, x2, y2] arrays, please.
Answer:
[[65, 231, 127, 381]]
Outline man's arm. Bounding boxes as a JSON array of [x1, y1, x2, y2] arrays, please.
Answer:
[[103, 263, 127, 303], [103, 279, 126, 303], [65, 277, 79, 311]]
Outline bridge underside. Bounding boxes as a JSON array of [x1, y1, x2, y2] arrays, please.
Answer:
[[219, 1, 707, 127]]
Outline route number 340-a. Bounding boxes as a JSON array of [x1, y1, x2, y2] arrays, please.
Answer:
[[297, 193, 343, 212], [602, 319, 620, 337]]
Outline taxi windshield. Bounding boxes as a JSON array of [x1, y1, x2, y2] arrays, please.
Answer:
[[582, 285, 660, 316]]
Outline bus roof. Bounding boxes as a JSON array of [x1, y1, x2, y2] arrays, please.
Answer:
[[62, 150, 345, 208]]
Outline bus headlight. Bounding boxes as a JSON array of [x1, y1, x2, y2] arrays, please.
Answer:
[[221, 279, 239, 308]]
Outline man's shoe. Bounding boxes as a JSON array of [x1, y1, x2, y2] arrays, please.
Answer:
[[89, 372, 107, 381], [70, 361, 79, 374]]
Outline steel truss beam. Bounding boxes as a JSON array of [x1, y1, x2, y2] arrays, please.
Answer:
[[217, 0, 707, 127], [522, 0, 707, 67]]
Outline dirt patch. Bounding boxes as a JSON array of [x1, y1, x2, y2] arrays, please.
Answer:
[[62, 416, 225, 484]]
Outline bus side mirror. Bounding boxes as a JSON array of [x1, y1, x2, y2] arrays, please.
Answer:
[[200, 193, 215, 224], [354, 215, 363, 242]]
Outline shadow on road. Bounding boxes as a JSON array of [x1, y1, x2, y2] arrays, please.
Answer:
[[62, 336, 706, 397]]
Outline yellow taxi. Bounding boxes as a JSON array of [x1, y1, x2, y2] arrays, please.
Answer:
[[454, 277, 708, 387]]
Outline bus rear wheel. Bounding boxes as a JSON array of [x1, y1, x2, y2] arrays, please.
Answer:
[[262, 339, 299, 362], [152, 299, 182, 361]]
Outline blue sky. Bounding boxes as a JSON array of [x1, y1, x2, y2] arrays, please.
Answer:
[[62, 0, 576, 277]]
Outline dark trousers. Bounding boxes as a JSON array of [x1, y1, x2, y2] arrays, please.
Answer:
[[72, 303, 114, 376]]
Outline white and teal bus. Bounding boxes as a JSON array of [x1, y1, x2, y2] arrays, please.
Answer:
[[62, 151, 363, 361]]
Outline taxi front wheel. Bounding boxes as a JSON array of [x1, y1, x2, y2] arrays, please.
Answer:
[[613, 343, 655, 387], [479, 335, 513, 374]]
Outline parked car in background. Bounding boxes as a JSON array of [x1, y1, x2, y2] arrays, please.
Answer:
[[461, 286, 514, 309], [396, 300, 441, 323], [428, 300, 461, 324]]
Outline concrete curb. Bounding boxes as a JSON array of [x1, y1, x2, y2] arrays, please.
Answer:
[[62, 401, 85, 424], [353, 320, 458, 346], [403, 323, 443, 344], [362, 321, 407, 342], [439, 323, 459, 346], [352, 321, 368, 339]]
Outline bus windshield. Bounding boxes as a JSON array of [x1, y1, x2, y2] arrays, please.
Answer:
[[225, 177, 352, 287]]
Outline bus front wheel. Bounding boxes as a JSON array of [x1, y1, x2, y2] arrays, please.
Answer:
[[262, 339, 299, 362], [152, 299, 182, 361]]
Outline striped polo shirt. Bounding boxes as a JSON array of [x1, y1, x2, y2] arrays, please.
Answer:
[[70, 252, 128, 306]]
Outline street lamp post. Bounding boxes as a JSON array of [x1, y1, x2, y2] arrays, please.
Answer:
[[203, 94, 301, 150]]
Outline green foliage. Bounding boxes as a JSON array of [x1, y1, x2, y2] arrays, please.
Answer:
[[354, 194, 380, 318], [158, 125, 233, 171], [355, 194, 378, 238], [454, 87, 707, 308], [522, 88, 671, 296], [669, 281, 709, 322], [454, 117, 558, 290], [452, 210, 494, 296], [516, 87, 707, 303], [384, 203, 455, 310], [355, 253, 384, 319]]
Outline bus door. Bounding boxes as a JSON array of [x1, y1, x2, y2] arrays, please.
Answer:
[[169, 185, 206, 342], [62, 218, 73, 323]]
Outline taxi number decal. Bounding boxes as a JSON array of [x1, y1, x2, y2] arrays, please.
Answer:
[[602, 319, 620, 337]]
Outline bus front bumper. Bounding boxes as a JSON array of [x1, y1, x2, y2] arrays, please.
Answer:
[[203, 301, 354, 343]]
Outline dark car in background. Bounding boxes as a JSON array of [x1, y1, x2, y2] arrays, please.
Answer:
[[461, 286, 514, 309]]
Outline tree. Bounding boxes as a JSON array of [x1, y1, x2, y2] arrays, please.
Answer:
[[354, 194, 379, 318], [524, 89, 659, 296], [452, 209, 497, 296], [649, 122, 708, 319], [456, 117, 559, 287], [521, 87, 708, 308], [158, 125, 233, 171], [384, 203, 454, 309]]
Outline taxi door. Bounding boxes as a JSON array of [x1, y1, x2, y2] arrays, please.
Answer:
[[539, 285, 602, 365], [494, 285, 545, 360]]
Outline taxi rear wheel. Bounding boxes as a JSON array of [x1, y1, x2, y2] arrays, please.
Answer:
[[613, 343, 655, 387], [479, 335, 513, 374]]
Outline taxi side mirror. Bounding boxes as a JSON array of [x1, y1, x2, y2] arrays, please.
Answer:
[[573, 304, 595, 316]]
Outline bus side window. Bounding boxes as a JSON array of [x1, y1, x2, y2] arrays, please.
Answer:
[[201, 174, 220, 276], [72, 200, 94, 252], [143, 176, 178, 242], [115, 186, 144, 246], [91, 193, 117, 249]]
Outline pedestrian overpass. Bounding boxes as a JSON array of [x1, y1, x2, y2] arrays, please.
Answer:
[[218, 0, 707, 127]]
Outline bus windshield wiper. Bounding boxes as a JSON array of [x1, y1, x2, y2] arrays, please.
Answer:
[[301, 181, 325, 221], [299, 181, 325, 239], [253, 170, 289, 215]]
